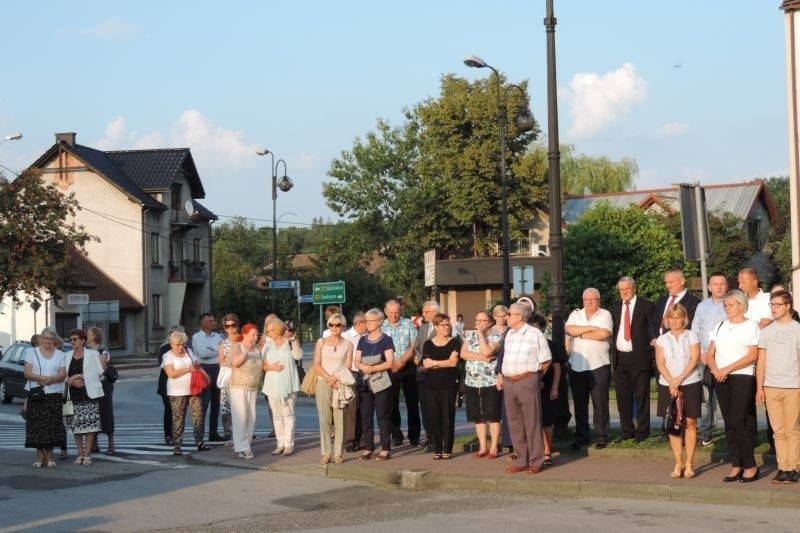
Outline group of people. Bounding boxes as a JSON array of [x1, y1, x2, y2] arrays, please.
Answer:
[[565, 266, 800, 484], [23, 327, 115, 467]]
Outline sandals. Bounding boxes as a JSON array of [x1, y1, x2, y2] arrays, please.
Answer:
[[105, 447, 115, 456], [359, 451, 373, 461], [333, 455, 344, 464], [46, 460, 57, 467], [543, 453, 553, 466], [242, 451, 254, 460], [487, 450, 500, 459], [197, 443, 211, 452], [82, 458, 93, 466], [684, 465, 696, 479], [433, 453, 442, 460], [73, 457, 84, 465], [473, 450, 489, 458], [375, 451, 391, 461], [670, 464, 684, 479], [59, 450, 68, 460], [32, 462, 42, 468], [173, 447, 183, 456], [320, 455, 331, 465], [441, 453, 452, 460]]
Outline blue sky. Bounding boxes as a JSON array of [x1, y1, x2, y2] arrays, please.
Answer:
[[0, 1, 789, 231]]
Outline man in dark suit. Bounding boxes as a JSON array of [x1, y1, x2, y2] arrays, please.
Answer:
[[611, 276, 655, 442], [648, 267, 702, 342], [413, 300, 439, 449]]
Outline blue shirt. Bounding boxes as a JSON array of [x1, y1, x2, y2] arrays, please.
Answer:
[[381, 317, 417, 361]]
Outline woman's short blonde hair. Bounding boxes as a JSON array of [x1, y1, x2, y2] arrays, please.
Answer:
[[169, 330, 189, 346], [724, 289, 749, 314], [665, 303, 689, 329], [265, 318, 286, 335]]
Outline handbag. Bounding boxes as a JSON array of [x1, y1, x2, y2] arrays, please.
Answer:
[[217, 365, 233, 389], [663, 392, 685, 436], [104, 358, 119, 384], [300, 365, 318, 396], [367, 370, 392, 393], [27, 349, 46, 402], [62, 388, 74, 417], [190, 368, 210, 396]]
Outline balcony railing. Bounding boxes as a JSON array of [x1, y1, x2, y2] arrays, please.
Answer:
[[169, 260, 208, 283]]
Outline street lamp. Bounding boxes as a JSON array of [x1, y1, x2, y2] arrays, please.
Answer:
[[256, 148, 294, 296], [1, 132, 22, 145], [464, 55, 535, 306]]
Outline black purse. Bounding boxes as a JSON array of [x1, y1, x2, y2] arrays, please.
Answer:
[[27, 349, 47, 402], [104, 359, 119, 383], [663, 392, 685, 437]]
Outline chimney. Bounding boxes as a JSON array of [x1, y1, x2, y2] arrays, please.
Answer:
[[55, 132, 76, 146]]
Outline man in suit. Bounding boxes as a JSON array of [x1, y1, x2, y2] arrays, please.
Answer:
[[413, 300, 439, 448], [649, 267, 702, 343], [611, 276, 655, 442]]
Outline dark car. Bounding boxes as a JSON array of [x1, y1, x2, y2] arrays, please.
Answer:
[[0, 341, 33, 403]]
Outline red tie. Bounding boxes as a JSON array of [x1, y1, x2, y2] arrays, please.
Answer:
[[662, 295, 676, 329], [623, 300, 631, 342]]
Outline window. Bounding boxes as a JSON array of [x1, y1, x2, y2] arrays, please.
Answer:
[[193, 238, 201, 262], [509, 229, 532, 256], [151, 233, 161, 265], [152, 295, 163, 327], [747, 219, 762, 252], [76, 302, 123, 348], [171, 183, 182, 211]]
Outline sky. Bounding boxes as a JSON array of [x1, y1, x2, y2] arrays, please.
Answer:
[[0, 1, 790, 233]]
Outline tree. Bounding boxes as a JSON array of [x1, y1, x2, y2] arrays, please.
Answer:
[[532, 143, 638, 195], [558, 203, 693, 310], [0, 168, 95, 305], [763, 176, 791, 283]]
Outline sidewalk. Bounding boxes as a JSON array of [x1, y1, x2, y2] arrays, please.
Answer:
[[189, 430, 800, 509]]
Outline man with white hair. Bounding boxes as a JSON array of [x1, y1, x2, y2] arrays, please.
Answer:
[[498, 303, 552, 474], [413, 301, 440, 448], [566, 288, 613, 451]]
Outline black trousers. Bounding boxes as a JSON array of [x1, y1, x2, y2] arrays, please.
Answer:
[[417, 373, 431, 439], [425, 386, 456, 454], [569, 364, 611, 445], [389, 364, 421, 444], [715, 374, 757, 469], [360, 388, 392, 452], [614, 354, 651, 439], [200, 364, 221, 438], [160, 394, 173, 438]]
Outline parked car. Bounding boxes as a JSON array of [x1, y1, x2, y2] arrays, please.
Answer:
[[0, 341, 33, 403]]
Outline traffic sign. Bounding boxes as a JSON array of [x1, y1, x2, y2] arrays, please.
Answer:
[[299, 294, 314, 304], [269, 280, 297, 289], [313, 281, 346, 304]]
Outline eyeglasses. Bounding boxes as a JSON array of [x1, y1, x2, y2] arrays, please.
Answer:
[[328, 323, 344, 328], [437, 323, 451, 327], [508, 312, 521, 316], [769, 303, 789, 308], [69, 337, 82, 342], [224, 323, 238, 328]]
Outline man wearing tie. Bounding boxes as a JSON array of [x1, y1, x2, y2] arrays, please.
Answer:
[[649, 267, 702, 343], [611, 277, 655, 443]]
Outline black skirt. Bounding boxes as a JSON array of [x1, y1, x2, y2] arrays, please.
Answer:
[[657, 382, 702, 419], [25, 393, 66, 449], [465, 385, 502, 423]]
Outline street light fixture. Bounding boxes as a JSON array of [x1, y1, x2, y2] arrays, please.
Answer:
[[2, 132, 22, 144], [464, 55, 535, 306], [256, 148, 294, 303]]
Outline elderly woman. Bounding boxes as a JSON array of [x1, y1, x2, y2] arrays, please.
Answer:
[[355, 308, 395, 460], [261, 318, 303, 456], [706, 289, 761, 483], [65, 329, 106, 466], [157, 325, 183, 446], [422, 313, 460, 459], [218, 313, 240, 441], [23, 328, 66, 467], [162, 330, 210, 456], [655, 304, 702, 479], [87, 327, 115, 455], [229, 323, 263, 459], [461, 310, 503, 459], [313, 312, 354, 465]]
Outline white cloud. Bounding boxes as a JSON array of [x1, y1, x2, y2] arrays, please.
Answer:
[[565, 63, 647, 139], [94, 117, 127, 150], [293, 152, 319, 172], [655, 121, 689, 138], [64, 19, 137, 40]]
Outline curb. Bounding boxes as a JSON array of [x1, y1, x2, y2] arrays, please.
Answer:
[[187, 452, 800, 509]]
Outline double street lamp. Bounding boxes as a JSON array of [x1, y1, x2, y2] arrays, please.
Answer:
[[256, 148, 294, 292], [464, 56, 535, 306]]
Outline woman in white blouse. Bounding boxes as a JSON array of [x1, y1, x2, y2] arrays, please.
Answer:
[[705, 290, 761, 483], [261, 318, 303, 456], [655, 304, 701, 479]]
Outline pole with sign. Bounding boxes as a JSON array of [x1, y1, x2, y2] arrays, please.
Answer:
[[313, 281, 346, 335]]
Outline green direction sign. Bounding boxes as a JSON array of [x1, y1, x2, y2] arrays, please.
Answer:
[[313, 281, 346, 304]]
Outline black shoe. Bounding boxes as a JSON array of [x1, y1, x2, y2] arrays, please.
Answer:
[[740, 468, 760, 483], [772, 470, 790, 484], [164, 436, 173, 446], [570, 441, 586, 452], [723, 470, 743, 482], [391, 439, 404, 447], [594, 441, 607, 450], [209, 434, 226, 442], [788, 470, 800, 483]]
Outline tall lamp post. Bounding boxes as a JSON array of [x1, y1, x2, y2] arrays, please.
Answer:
[[464, 56, 535, 306], [256, 148, 294, 308], [544, 0, 565, 349]]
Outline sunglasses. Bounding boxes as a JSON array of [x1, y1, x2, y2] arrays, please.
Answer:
[[224, 323, 238, 328], [328, 323, 344, 328]]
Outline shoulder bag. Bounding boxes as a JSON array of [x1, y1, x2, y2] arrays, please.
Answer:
[[663, 392, 685, 437], [217, 365, 232, 389], [62, 386, 74, 417], [27, 349, 46, 402]]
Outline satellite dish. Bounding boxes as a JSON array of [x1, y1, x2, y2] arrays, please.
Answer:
[[185, 200, 195, 217]]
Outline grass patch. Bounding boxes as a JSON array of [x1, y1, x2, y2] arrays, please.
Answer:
[[606, 427, 772, 454]]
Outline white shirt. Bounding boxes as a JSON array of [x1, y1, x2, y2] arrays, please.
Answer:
[[710, 319, 760, 376], [162, 350, 198, 396], [691, 297, 727, 354], [191, 330, 223, 364], [24, 348, 66, 394], [656, 330, 701, 386], [501, 323, 552, 376], [744, 290, 772, 325], [615, 295, 637, 352], [342, 328, 364, 371], [566, 307, 613, 372]]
